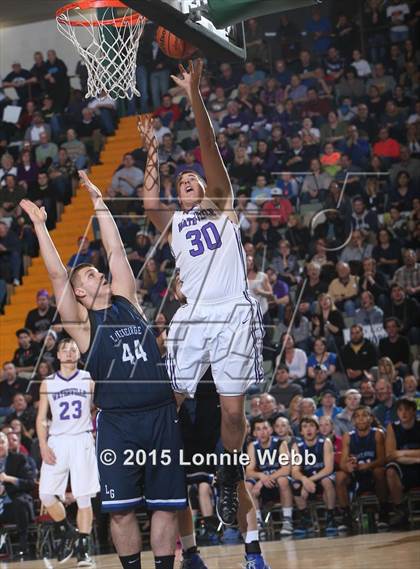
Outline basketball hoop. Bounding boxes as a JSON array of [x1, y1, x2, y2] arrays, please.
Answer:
[[56, 0, 146, 100]]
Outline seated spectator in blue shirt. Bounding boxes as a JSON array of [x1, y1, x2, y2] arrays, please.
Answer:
[[373, 378, 398, 427], [249, 102, 272, 140], [273, 59, 292, 88], [67, 236, 98, 268], [307, 337, 337, 380], [174, 151, 205, 179], [338, 125, 371, 168], [241, 61, 266, 92], [250, 174, 272, 205], [218, 62, 240, 96], [355, 291, 384, 327], [315, 390, 343, 419], [109, 153, 144, 197], [284, 75, 308, 104]]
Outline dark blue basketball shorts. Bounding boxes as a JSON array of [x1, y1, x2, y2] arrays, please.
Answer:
[[96, 402, 187, 512]]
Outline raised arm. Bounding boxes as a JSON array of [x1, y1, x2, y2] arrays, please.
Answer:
[[171, 60, 235, 217], [78, 171, 139, 308], [137, 115, 173, 233], [19, 199, 89, 350]]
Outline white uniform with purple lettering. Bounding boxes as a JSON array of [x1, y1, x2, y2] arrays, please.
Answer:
[[39, 370, 100, 499], [167, 205, 264, 396]]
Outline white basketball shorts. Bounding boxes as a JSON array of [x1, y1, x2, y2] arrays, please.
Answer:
[[39, 432, 100, 499], [166, 292, 265, 396]]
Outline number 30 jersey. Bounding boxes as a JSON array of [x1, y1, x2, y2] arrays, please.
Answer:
[[171, 206, 247, 302], [46, 370, 93, 436]]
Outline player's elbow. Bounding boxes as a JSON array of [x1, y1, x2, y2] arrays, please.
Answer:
[[143, 197, 161, 212], [50, 268, 69, 282]]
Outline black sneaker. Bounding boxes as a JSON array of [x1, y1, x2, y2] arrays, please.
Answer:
[[325, 514, 338, 535], [197, 526, 220, 546], [215, 465, 242, 526], [57, 527, 79, 563], [376, 511, 389, 531], [389, 506, 409, 529], [180, 551, 208, 569], [338, 513, 353, 533], [76, 536, 95, 567], [294, 512, 313, 535]]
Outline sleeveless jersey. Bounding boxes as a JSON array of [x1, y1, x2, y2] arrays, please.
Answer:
[[171, 206, 247, 302], [46, 370, 93, 436], [297, 436, 326, 476], [349, 427, 377, 465], [82, 295, 173, 411], [391, 420, 420, 450], [253, 436, 281, 475]]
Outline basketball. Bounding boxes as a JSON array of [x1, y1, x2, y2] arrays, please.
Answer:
[[156, 26, 197, 60]]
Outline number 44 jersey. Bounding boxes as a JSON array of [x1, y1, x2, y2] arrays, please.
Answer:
[[46, 370, 93, 436], [171, 207, 247, 302]]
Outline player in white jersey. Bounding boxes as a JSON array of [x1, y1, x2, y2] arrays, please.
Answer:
[[37, 338, 99, 566], [139, 60, 269, 569]]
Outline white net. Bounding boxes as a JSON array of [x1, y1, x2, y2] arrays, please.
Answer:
[[56, 3, 146, 100]]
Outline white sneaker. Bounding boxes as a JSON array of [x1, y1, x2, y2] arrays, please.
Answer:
[[280, 518, 293, 536], [77, 553, 95, 567]]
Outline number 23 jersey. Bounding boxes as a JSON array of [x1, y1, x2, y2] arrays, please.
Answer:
[[171, 206, 247, 302], [46, 370, 93, 436]]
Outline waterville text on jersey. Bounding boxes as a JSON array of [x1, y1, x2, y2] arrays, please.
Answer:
[[177, 208, 216, 232]]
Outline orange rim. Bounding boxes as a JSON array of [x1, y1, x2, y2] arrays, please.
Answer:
[[56, 0, 145, 27]]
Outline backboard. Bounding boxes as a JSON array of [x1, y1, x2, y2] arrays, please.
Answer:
[[121, 0, 246, 62]]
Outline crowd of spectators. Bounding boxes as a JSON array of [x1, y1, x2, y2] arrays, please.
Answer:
[[0, 0, 419, 558], [0, 49, 117, 299]]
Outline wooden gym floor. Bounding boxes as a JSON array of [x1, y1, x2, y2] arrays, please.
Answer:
[[3, 530, 420, 569]]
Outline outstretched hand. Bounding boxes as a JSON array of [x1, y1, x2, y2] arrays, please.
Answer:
[[78, 170, 102, 203], [170, 59, 203, 100], [20, 199, 47, 226], [137, 114, 158, 150]]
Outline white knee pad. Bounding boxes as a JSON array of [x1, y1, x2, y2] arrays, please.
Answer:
[[76, 495, 92, 509], [40, 494, 58, 507]]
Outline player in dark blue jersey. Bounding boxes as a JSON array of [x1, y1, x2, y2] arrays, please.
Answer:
[[291, 416, 337, 535], [245, 418, 293, 536], [385, 398, 420, 528], [20, 174, 186, 569], [336, 406, 388, 532]]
